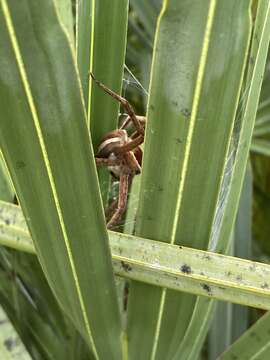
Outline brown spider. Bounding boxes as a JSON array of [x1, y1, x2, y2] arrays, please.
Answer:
[[90, 73, 146, 229]]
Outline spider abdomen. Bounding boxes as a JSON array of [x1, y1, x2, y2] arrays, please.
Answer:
[[97, 129, 128, 158]]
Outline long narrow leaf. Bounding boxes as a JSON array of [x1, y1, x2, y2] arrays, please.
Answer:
[[2, 201, 270, 310], [0, 152, 14, 202], [208, 164, 253, 359], [173, 1, 270, 358], [76, 0, 92, 106], [127, 1, 252, 359], [217, 0, 270, 251], [219, 311, 270, 360], [87, 0, 128, 147], [0, 1, 122, 358], [55, 0, 74, 44], [77, 0, 129, 202], [0, 305, 31, 360], [251, 139, 270, 156]]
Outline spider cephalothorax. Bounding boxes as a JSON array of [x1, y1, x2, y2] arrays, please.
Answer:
[[90, 73, 145, 229], [97, 129, 143, 178]]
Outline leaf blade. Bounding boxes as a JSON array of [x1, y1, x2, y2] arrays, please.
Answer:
[[2, 201, 270, 311], [127, 1, 252, 358], [0, 1, 122, 358]]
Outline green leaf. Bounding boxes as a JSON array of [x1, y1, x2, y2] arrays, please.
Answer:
[[253, 97, 270, 136], [55, 0, 74, 44], [175, 0, 270, 358], [0, 252, 65, 360], [2, 201, 270, 311], [0, 305, 32, 360], [218, 311, 270, 360], [218, 0, 270, 251], [0, 152, 14, 202], [0, 243, 92, 359], [130, 0, 160, 41], [251, 139, 270, 156], [127, 1, 252, 359], [208, 302, 231, 360], [253, 122, 270, 136], [76, 0, 92, 107], [76, 0, 129, 203], [123, 174, 141, 235], [87, 0, 128, 145], [0, 202, 33, 254], [231, 163, 253, 341], [0, 1, 122, 358], [209, 164, 253, 359]]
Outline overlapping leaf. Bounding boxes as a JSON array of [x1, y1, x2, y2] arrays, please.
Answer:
[[0, 1, 122, 358]]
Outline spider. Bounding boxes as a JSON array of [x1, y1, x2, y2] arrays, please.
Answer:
[[90, 73, 146, 229]]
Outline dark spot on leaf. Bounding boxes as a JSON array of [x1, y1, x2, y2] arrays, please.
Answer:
[[5, 219, 10, 225], [149, 104, 155, 111], [4, 338, 14, 351], [236, 274, 242, 281], [16, 160, 26, 169], [172, 100, 178, 107], [181, 108, 191, 118], [261, 282, 269, 289], [180, 264, 191, 274], [218, 286, 226, 291], [203, 254, 211, 261], [249, 331, 261, 342], [121, 261, 132, 272], [249, 264, 256, 271], [178, 246, 183, 250], [201, 283, 211, 295], [175, 137, 182, 144]]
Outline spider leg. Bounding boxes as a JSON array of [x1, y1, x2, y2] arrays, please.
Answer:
[[105, 198, 118, 219], [107, 174, 130, 229], [90, 73, 144, 136], [113, 135, 144, 155], [120, 115, 146, 131], [105, 173, 134, 221], [120, 115, 132, 130], [95, 157, 120, 167]]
